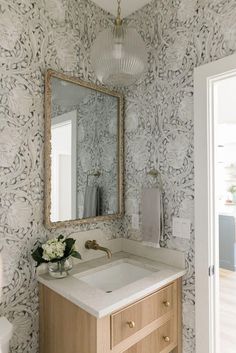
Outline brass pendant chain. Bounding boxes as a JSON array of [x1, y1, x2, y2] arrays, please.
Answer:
[[114, 0, 125, 39], [117, 0, 122, 21]]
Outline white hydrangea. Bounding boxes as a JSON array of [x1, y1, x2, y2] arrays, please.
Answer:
[[42, 238, 66, 261]]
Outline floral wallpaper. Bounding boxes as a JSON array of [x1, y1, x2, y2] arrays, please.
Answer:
[[0, 1, 123, 353], [124, 0, 236, 352], [1, 0, 236, 352]]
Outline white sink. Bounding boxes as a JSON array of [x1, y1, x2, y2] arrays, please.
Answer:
[[73, 259, 157, 292]]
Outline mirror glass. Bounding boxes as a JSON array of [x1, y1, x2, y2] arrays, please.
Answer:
[[45, 71, 124, 228]]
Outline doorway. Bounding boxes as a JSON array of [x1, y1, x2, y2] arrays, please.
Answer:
[[215, 79, 236, 353], [194, 54, 236, 353]]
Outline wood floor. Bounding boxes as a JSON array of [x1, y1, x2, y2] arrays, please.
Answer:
[[220, 269, 236, 353]]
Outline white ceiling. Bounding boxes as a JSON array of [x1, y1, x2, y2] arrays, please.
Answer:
[[91, 0, 152, 17]]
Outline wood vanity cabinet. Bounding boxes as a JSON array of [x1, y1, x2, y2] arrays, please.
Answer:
[[39, 278, 182, 353]]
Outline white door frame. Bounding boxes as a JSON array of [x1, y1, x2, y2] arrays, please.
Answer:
[[194, 53, 236, 353]]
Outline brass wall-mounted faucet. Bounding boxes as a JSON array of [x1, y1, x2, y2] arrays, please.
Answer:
[[84, 240, 112, 259]]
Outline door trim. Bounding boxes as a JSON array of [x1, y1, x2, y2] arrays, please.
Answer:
[[194, 53, 236, 353]]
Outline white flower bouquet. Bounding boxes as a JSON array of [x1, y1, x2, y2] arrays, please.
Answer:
[[32, 235, 81, 267]]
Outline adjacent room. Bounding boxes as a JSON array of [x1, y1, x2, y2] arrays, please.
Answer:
[[215, 76, 236, 353]]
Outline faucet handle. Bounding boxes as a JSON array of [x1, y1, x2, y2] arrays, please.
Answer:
[[85, 240, 97, 249]]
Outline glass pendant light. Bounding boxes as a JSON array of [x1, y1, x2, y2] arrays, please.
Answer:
[[91, 0, 148, 87]]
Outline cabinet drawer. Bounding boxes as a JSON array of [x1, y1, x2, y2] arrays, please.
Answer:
[[158, 319, 176, 352], [123, 318, 176, 353], [111, 283, 174, 347]]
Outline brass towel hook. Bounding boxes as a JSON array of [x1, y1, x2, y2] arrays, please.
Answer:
[[147, 169, 163, 191]]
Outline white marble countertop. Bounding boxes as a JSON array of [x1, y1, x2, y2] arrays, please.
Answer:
[[38, 251, 186, 318]]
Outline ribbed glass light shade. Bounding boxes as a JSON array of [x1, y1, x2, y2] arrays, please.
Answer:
[[91, 26, 148, 87]]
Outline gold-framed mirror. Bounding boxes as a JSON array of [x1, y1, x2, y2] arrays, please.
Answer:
[[44, 70, 124, 229]]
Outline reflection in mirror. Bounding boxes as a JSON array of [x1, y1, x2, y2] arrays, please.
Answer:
[[45, 71, 124, 228]]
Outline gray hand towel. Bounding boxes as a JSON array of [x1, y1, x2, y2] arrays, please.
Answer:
[[141, 188, 163, 248], [83, 186, 100, 218]]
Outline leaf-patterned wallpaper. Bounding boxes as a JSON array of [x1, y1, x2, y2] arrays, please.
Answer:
[[124, 0, 236, 352], [1, 0, 236, 352], [0, 1, 123, 352]]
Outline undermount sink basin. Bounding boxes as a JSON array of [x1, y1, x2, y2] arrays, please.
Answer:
[[73, 259, 157, 292]]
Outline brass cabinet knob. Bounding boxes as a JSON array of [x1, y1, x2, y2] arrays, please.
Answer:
[[163, 336, 170, 343], [163, 300, 170, 307], [127, 321, 135, 328]]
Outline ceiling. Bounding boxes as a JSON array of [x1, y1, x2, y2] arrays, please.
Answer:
[[91, 0, 152, 17]]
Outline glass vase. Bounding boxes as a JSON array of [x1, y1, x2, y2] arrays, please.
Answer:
[[48, 257, 73, 279]]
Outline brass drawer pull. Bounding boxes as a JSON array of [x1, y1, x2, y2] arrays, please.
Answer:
[[163, 336, 170, 343], [127, 321, 135, 328], [163, 300, 170, 307]]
